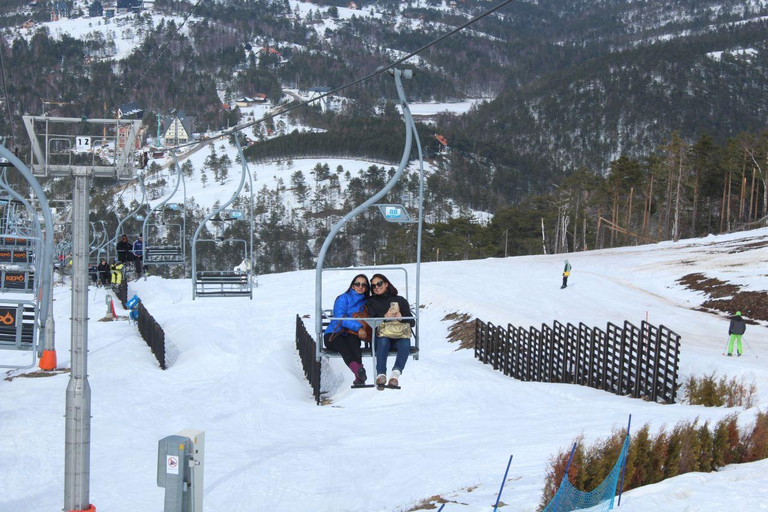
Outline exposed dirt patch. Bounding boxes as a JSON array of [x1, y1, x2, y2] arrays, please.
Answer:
[[677, 273, 768, 322], [443, 312, 475, 350], [4, 368, 70, 382], [726, 238, 768, 254], [405, 491, 471, 511], [677, 273, 740, 299]]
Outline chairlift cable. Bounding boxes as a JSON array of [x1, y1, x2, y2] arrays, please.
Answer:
[[111, 0, 208, 114], [233, 0, 515, 132]]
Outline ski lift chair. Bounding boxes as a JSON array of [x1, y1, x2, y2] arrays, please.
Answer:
[[142, 155, 187, 271], [191, 136, 254, 299], [311, 69, 425, 395]]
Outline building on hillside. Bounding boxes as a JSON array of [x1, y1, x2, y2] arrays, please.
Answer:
[[308, 86, 333, 112], [258, 47, 282, 58], [118, 102, 143, 119], [51, 1, 69, 20], [88, 0, 103, 17], [234, 95, 267, 107], [116, 0, 141, 14], [348, 1, 357, 9], [118, 123, 144, 150], [162, 111, 194, 146]]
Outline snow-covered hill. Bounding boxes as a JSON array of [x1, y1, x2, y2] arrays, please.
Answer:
[[2, 227, 767, 511]]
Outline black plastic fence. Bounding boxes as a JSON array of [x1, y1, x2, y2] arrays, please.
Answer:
[[137, 301, 167, 369], [295, 315, 321, 404], [115, 281, 128, 308], [475, 319, 681, 403]]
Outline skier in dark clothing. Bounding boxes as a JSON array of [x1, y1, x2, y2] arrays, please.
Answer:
[[88, 264, 98, 284], [727, 311, 747, 356], [561, 259, 572, 289], [97, 258, 110, 286], [324, 274, 371, 385], [116, 234, 134, 264], [365, 273, 414, 389], [132, 235, 144, 277]]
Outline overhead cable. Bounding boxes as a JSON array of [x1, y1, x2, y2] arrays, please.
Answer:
[[169, 0, 517, 151]]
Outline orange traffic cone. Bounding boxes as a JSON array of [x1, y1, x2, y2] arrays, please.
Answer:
[[39, 349, 57, 371], [69, 505, 96, 512]]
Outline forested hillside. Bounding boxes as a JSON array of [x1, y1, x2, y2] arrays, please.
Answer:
[[0, 0, 767, 272]]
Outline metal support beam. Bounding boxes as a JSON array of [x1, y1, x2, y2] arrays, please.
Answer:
[[64, 168, 92, 511]]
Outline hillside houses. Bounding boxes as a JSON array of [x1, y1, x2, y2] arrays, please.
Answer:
[[307, 86, 345, 113], [234, 95, 267, 107], [118, 102, 143, 119], [163, 111, 194, 145]]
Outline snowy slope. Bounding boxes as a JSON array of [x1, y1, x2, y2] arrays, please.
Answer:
[[2, 227, 767, 511]]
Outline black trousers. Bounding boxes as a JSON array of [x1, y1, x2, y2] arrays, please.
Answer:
[[324, 332, 362, 367], [562, 275, 568, 288]]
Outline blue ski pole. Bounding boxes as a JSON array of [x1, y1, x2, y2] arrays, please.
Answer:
[[493, 454, 514, 512]]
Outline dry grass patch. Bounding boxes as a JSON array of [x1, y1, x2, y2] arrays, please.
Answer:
[[4, 368, 70, 381], [443, 312, 475, 350], [683, 372, 756, 408]]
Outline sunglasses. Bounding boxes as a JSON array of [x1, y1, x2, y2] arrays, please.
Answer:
[[371, 281, 386, 288], [352, 282, 369, 288]]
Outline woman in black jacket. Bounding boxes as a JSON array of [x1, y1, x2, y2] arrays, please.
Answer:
[[97, 258, 110, 286], [365, 273, 414, 388]]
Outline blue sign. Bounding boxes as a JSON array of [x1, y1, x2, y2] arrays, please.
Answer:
[[376, 204, 413, 223]]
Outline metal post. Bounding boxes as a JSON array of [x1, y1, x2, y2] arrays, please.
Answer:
[[64, 168, 92, 511], [406, 102, 424, 357], [551, 443, 577, 512], [617, 414, 632, 506]]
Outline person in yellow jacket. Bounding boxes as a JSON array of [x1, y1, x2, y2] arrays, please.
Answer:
[[561, 259, 572, 289], [110, 259, 124, 285]]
